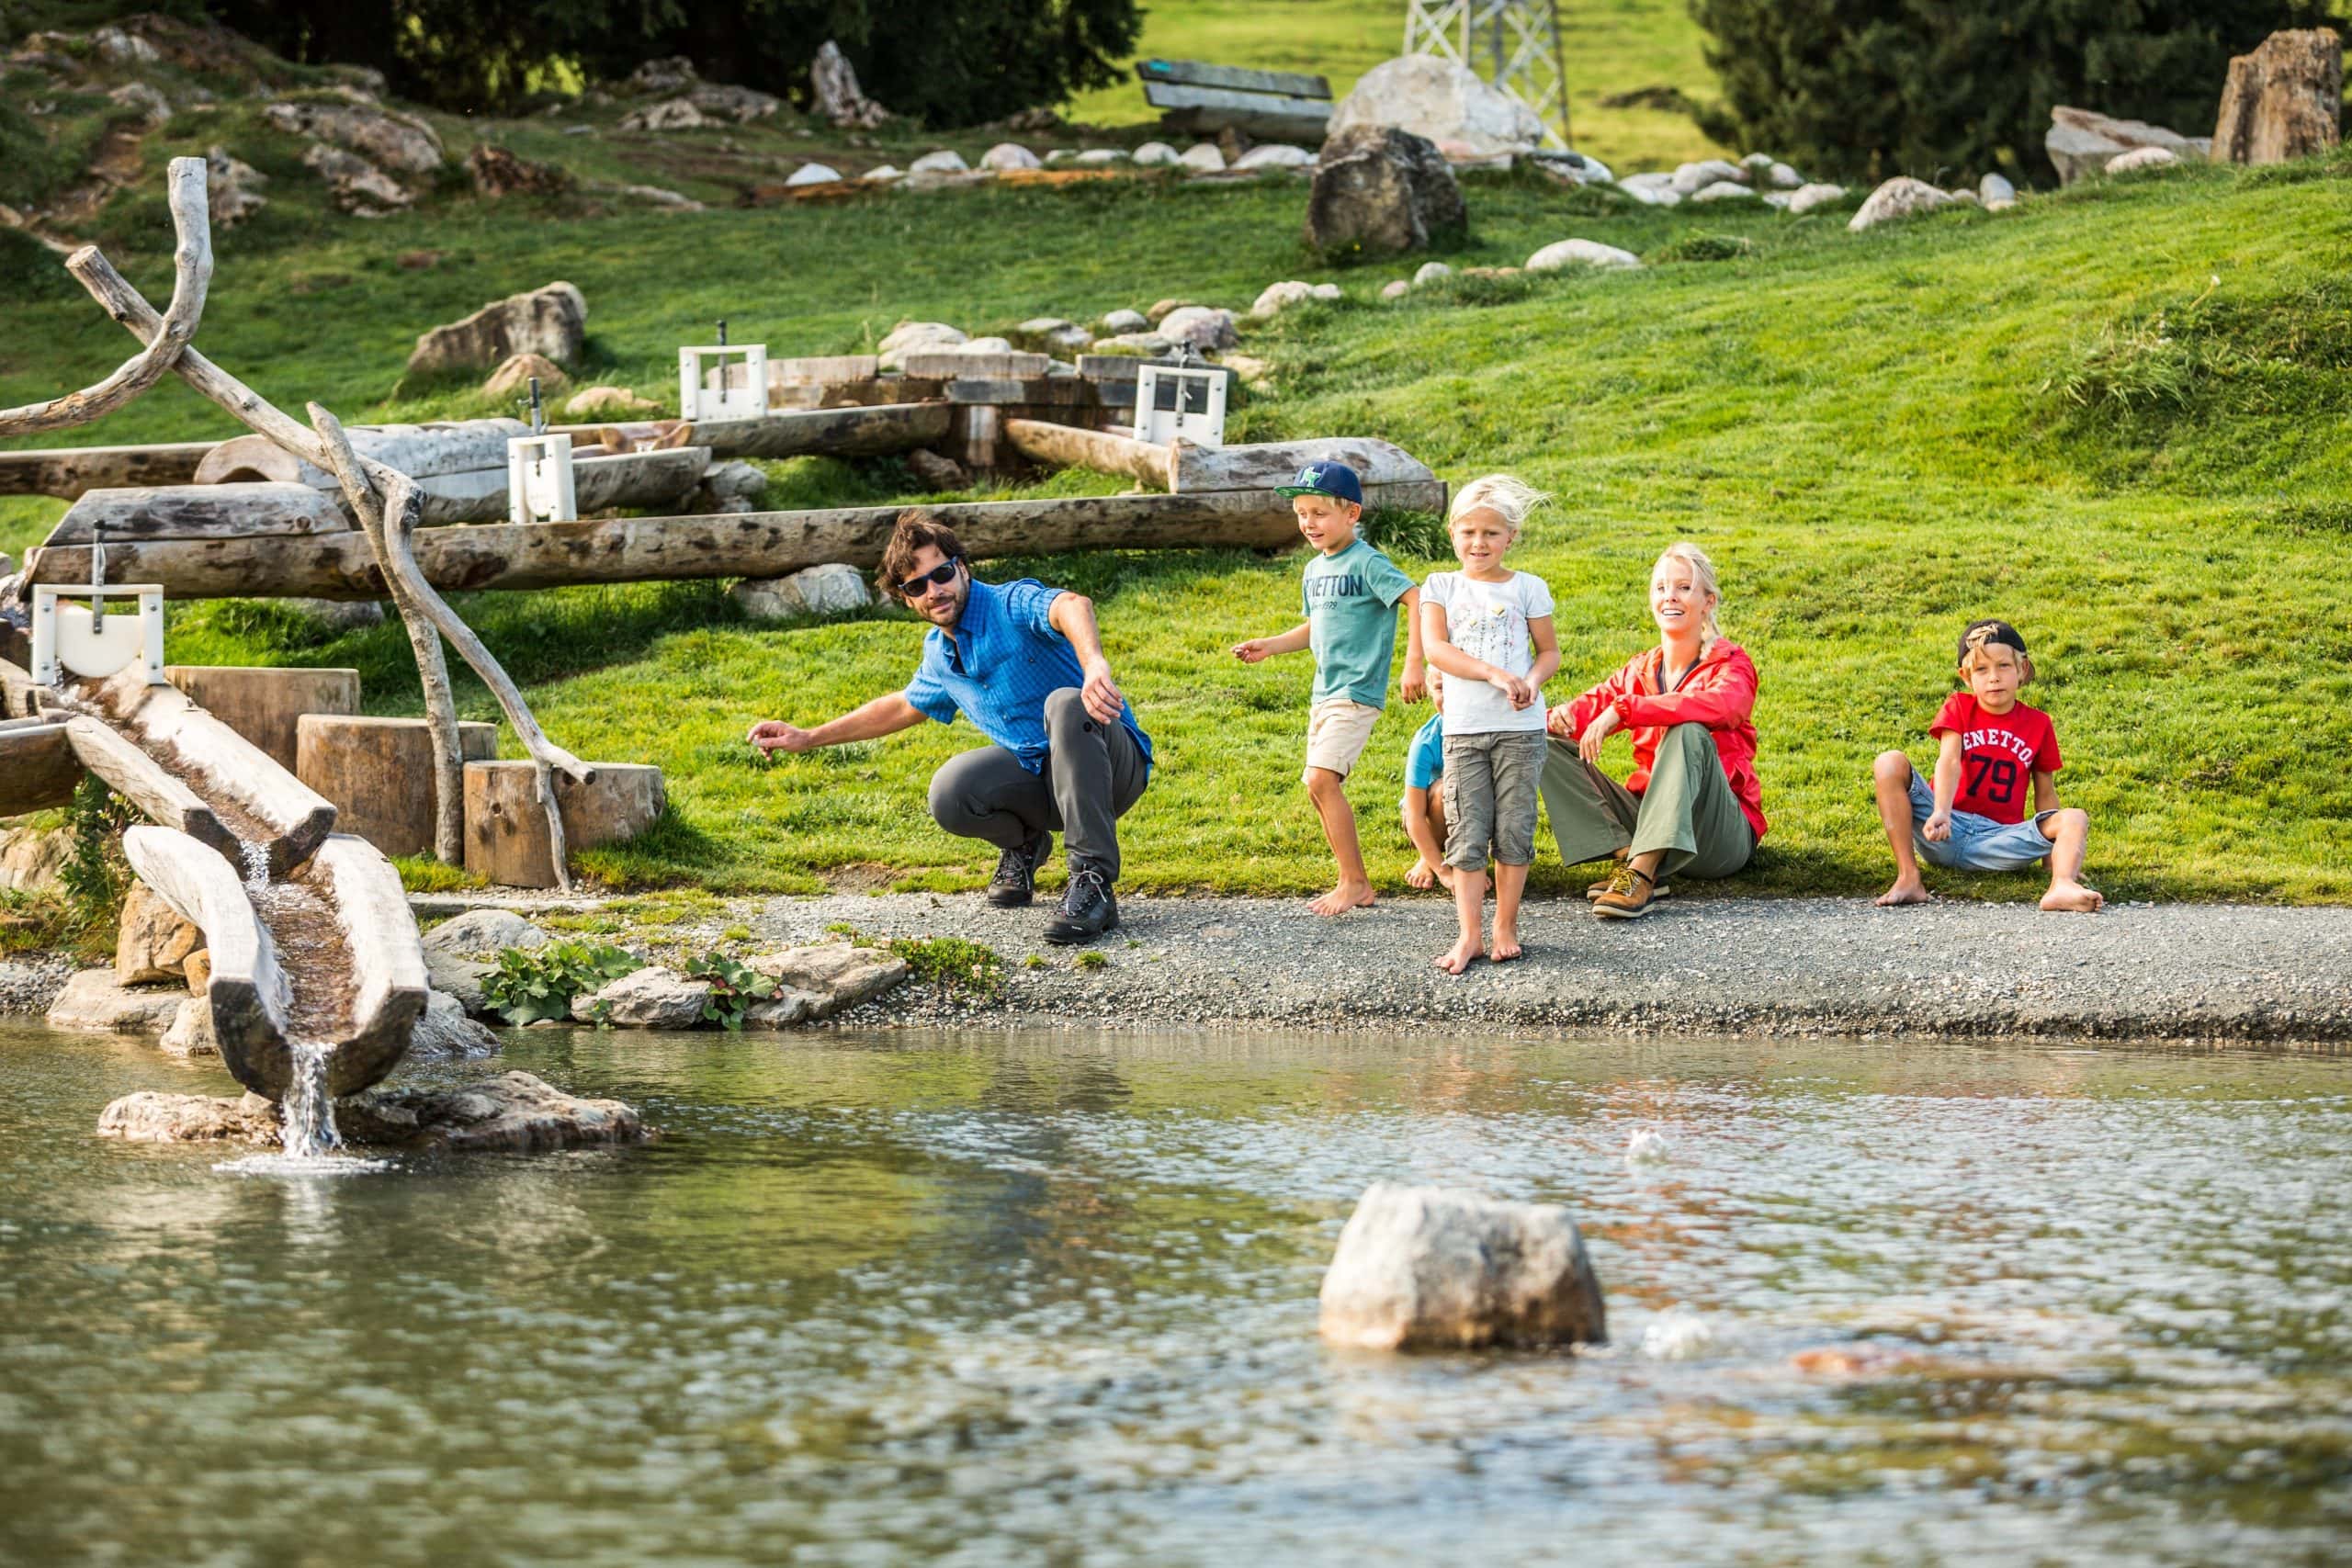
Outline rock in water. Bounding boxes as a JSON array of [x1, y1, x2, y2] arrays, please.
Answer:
[[46, 969, 187, 1034], [1848, 176, 1957, 231], [2213, 29, 2343, 165], [741, 942, 908, 1020], [407, 282, 586, 375], [1328, 54, 1545, 163], [343, 1072, 646, 1152], [1318, 1183, 1607, 1350], [412, 989, 499, 1055], [1306, 125, 1466, 257], [97, 1090, 278, 1145]]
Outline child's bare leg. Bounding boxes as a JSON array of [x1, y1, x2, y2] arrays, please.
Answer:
[[2038, 808, 2103, 913], [1490, 862, 1531, 960], [1401, 791, 1453, 890], [1436, 864, 1486, 973], [1871, 750, 1931, 906], [1305, 767, 1376, 915]]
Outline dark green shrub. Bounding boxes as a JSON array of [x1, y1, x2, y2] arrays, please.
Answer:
[[1647, 232, 1758, 265]]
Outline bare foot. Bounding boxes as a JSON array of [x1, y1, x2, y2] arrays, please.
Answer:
[[1490, 924, 1522, 962], [1433, 935, 1484, 975], [1308, 880, 1377, 917], [1875, 876, 1932, 908], [1405, 858, 1438, 890], [2041, 880, 2105, 913]]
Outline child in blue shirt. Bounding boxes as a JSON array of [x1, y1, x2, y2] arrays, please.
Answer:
[[1401, 670, 1450, 889]]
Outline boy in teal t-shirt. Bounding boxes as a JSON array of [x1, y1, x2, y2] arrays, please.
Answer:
[[1232, 461, 1426, 915]]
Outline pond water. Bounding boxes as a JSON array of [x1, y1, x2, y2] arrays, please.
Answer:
[[3, 1023, 2348, 1566]]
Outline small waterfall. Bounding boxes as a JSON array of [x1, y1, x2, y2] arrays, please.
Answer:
[[279, 1041, 342, 1159]]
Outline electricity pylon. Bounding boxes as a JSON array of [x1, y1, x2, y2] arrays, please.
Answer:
[[1402, 1, 1573, 150]]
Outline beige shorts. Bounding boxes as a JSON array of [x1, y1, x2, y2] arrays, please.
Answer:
[[1303, 698, 1382, 781]]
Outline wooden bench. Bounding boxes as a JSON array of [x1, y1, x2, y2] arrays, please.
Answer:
[[1136, 58, 1332, 143]]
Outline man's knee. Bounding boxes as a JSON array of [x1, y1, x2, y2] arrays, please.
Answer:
[[1046, 686, 1089, 733], [926, 764, 963, 830]]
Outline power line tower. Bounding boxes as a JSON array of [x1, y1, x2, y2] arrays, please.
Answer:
[[1402, 1, 1573, 150]]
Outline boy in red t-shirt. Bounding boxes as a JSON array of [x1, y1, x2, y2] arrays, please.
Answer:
[[1869, 619, 2102, 913]]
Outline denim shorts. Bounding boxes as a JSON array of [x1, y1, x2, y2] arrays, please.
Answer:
[[1907, 770, 2055, 873]]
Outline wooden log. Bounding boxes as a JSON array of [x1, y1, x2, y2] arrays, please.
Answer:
[[1, 656, 40, 720], [195, 421, 530, 486], [0, 718, 82, 816], [901, 351, 1053, 380], [306, 831, 429, 1098], [1135, 58, 1331, 99], [27, 482, 1451, 600], [1003, 417, 1173, 490], [65, 716, 243, 864], [0, 159, 211, 437], [464, 761, 665, 888], [175, 444, 707, 527], [770, 354, 878, 387], [45, 482, 350, 547], [688, 402, 951, 461], [297, 715, 497, 858], [164, 666, 361, 772], [119, 822, 288, 1092], [0, 441, 219, 500], [1170, 436, 1437, 494]]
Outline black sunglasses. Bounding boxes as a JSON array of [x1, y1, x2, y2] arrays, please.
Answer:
[[898, 558, 963, 599]]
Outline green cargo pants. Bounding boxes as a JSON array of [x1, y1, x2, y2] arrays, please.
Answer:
[[1540, 722, 1755, 879]]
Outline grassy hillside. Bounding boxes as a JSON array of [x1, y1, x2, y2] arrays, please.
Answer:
[[5, 130, 2349, 906], [1061, 0, 1726, 170]]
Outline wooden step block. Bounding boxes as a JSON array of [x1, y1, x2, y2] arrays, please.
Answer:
[[297, 715, 497, 858], [166, 666, 361, 772], [900, 351, 1053, 380], [463, 761, 666, 888], [0, 717, 80, 816], [769, 355, 878, 386]]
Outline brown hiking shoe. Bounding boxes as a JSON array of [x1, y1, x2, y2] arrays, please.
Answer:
[[1586, 863, 1669, 902], [1592, 865, 1662, 919]]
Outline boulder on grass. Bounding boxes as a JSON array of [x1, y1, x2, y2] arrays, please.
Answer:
[[1158, 306, 1239, 352], [1251, 280, 1317, 317], [1327, 54, 1544, 163], [2045, 105, 2210, 186], [1847, 176, 1956, 231], [406, 282, 587, 376], [468, 143, 571, 197], [116, 879, 202, 985], [811, 39, 889, 129], [731, 562, 873, 621], [2213, 28, 2343, 165], [1525, 238, 1642, 271], [205, 144, 268, 227], [981, 142, 1041, 171], [1318, 1182, 1608, 1350], [565, 385, 659, 418], [483, 352, 568, 399], [1787, 181, 1847, 216], [265, 99, 444, 173], [2105, 145, 2179, 175], [1306, 125, 1466, 258], [876, 320, 967, 371]]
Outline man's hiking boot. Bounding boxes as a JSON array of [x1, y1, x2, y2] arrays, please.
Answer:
[[987, 832, 1051, 908], [1044, 865, 1118, 944], [1586, 863, 1670, 902]]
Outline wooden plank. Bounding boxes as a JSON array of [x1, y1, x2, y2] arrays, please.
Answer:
[[0, 719, 82, 816], [0, 441, 218, 501], [1143, 82, 1332, 141], [689, 401, 952, 460], [769, 355, 879, 386], [28, 483, 1448, 600], [900, 351, 1053, 380], [1002, 418, 1173, 490], [44, 482, 351, 547], [1136, 58, 1331, 100]]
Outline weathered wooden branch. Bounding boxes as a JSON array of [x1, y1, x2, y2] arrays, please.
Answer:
[[46, 482, 350, 547], [1002, 418, 1174, 490], [0, 159, 211, 437], [0, 717, 82, 815], [309, 409, 466, 867], [0, 440, 219, 499], [687, 401, 951, 460]]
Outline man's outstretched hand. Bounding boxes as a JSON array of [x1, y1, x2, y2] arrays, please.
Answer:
[[746, 719, 816, 756], [1080, 661, 1125, 725]]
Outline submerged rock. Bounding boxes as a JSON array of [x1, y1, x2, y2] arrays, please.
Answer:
[[97, 1073, 646, 1153], [1318, 1182, 1607, 1350], [47, 969, 187, 1034]]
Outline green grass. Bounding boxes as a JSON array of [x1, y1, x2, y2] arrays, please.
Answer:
[[1061, 0, 1727, 171], [4, 130, 2349, 905]]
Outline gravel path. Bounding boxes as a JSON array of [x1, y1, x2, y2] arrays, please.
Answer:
[[0, 953, 78, 1017], [748, 892, 2352, 1045]]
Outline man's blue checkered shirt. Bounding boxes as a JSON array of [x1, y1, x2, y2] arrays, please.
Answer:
[[903, 577, 1153, 775]]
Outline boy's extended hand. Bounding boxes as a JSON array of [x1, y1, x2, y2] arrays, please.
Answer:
[[1400, 656, 1428, 704], [1922, 809, 1952, 843], [1231, 638, 1273, 663]]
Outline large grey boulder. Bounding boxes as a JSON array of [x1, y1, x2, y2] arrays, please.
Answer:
[[2045, 106, 2210, 186], [743, 942, 908, 1020], [264, 99, 444, 174], [1848, 176, 1957, 231], [1099, 308, 1149, 333], [1328, 53, 1544, 162], [876, 320, 967, 371], [422, 908, 551, 956], [303, 141, 412, 213], [731, 563, 873, 621], [342, 1071, 646, 1152], [46, 969, 187, 1034], [1306, 125, 1466, 257], [1157, 306, 1238, 352], [811, 39, 889, 129], [1318, 1183, 1608, 1350], [572, 965, 710, 1028], [2214, 29, 2343, 165], [406, 283, 587, 376]]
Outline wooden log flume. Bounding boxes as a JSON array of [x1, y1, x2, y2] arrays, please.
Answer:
[[26, 482, 1449, 601], [0, 440, 218, 499]]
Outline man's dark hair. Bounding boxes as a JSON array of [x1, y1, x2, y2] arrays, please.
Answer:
[[878, 510, 967, 603]]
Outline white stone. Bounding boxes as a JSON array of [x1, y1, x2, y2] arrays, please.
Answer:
[[784, 162, 842, 186], [1768, 161, 1803, 188], [909, 149, 969, 175], [160, 997, 217, 1056], [1690, 179, 1756, 202], [876, 320, 967, 370], [46, 970, 186, 1034], [1072, 148, 1127, 166], [422, 908, 550, 957], [264, 99, 443, 173], [1741, 151, 1776, 171], [618, 97, 713, 132], [957, 336, 1014, 355], [1670, 157, 1745, 194], [1980, 172, 2018, 205], [1156, 305, 1238, 351], [1220, 353, 1272, 384], [1250, 280, 1316, 317], [107, 82, 171, 125], [859, 164, 903, 184], [744, 942, 908, 1018], [731, 562, 873, 621], [1381, 279, 1410, 299], [1178, 142, 1227, 173], [1098, 308, 1148, 333], [1318, 1183, 1608, 1350], [1787, 181, 1847, 216], [1412, 261, 1453, 286], [93, 25, 160, 64], [1328, 53, 1545, 161], [1760, 191, 1792, 209], [1131, 141, 1181, 167], [2106, 145, 2179, 174], [980, 142, 1041, 171], [1525, 238, 1641, 272], [1309, 282, 1341, 300], [1848, 175, 1955, 231], [573, 965, 710, 1028], [1615, 173, 1682, 207], [1091, 332, 1172, 355], [1233, 143, 1314, 170]]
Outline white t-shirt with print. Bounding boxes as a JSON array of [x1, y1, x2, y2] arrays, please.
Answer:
[[1423, 570, 1555, 733]]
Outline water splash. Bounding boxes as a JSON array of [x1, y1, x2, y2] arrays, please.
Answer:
[[1641, 1303, 1717, 1359], [237, 837, 270, 895], [1625, 1126, 1670, 1166], [280, 1041, 341, 1158]]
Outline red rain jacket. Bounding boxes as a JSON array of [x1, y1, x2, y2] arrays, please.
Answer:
[[1557, 640, 1767, 842]]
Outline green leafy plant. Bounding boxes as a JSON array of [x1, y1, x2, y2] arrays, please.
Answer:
[[58, 779, 134, 931], [1647, 232, 1757, 265], [684, 953, 782, 1031], [481, 940, 642, 1026]]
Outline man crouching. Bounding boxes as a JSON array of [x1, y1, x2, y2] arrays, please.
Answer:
[[746, 511, 1152, 943]]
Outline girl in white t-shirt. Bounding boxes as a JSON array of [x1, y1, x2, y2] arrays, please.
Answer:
[[1419, 476, 1560, 974]]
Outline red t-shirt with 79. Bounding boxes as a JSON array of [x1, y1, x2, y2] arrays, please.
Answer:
[[1930, 693, 2062, 825]]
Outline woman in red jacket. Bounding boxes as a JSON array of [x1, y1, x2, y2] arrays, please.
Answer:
[[1543, 541, 1765, 919]]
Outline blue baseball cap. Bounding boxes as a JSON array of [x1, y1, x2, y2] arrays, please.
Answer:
[[1275, 459, 1363, 505]]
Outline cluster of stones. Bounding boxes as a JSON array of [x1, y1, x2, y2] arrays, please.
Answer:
[[782, 136, 1320, 194]]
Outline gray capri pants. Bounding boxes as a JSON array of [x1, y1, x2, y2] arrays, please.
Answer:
[[1441, 730, 1547, 869]]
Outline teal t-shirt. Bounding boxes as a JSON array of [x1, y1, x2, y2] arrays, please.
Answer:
[[1301, 538, 1417, 708]]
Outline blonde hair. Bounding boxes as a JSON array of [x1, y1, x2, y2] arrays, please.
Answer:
[[1958, 626, 2035, 686], [1448, 474, 1551, 533], [1654, 541, 1723, 647]]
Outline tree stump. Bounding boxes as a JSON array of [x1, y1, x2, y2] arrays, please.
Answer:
[[297, 715, 496, 858], [166, 666, 361, 772], [463, 761, 665, 887]]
